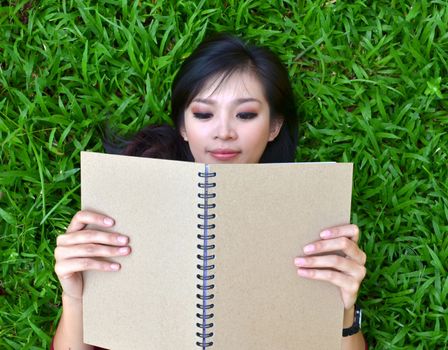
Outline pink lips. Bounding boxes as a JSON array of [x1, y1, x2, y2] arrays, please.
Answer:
[[209, 149, 240, 160]]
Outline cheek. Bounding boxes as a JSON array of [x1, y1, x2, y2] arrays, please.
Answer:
[[244, 120, 271, 144], [186, 125, 207, 145], [184, 121, 211, 152], [239, 131, 270, 160]]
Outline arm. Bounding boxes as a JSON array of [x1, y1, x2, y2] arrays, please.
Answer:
[[52, 294, 93, 350], [52, 210, 131, 350], [294, 224, 367, 350]]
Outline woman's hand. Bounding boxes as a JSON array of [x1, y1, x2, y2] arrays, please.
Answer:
[[54, 210, 131, 301], [294, 224, 366, 310]]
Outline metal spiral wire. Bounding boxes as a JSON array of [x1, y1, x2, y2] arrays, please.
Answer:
[[196, 167, 216, 348]]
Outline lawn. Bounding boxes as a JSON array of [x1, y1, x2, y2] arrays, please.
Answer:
[[1, 0, 447, 349]]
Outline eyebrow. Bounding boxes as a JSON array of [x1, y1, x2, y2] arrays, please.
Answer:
[[192, 97, 262, 105]]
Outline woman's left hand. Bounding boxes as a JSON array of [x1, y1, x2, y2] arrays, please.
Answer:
[[294, 224, 366, 310]]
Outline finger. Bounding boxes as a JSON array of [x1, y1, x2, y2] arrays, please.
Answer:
[[319, 224, 360, 242], [57, 230, 129, 247], [66, 210, 115, 234], [55, 258, 121, 279], [296, 268, 361, 296], [303, 237, 366, 265], [294, 255, 366, 281], [55, 244, 131, 261]]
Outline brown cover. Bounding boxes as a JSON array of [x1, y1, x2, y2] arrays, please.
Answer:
[[81, 151, 353, 349]]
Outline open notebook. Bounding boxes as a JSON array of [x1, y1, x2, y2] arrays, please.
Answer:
[[81, 151, 353, 349]]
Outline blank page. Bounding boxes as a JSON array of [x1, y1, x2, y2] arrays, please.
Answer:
[[210, 162, 352, 349], [82, 152, 200, 349]]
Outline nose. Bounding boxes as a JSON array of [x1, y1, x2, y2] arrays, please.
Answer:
[[214, 114, 237, 140]]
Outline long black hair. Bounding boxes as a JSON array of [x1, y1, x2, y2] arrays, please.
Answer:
[[106, 33, 299, 162]]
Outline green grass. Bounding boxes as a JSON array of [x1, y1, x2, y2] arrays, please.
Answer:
[[1, 0, 447, 349]]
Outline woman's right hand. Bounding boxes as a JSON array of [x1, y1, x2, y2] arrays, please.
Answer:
[[54, 210, 131, 301]]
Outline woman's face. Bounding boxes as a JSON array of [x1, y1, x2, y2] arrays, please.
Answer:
[[181, 72, 282, 164]]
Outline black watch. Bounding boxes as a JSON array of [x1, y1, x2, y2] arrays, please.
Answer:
[[342, 304, 362, 337]]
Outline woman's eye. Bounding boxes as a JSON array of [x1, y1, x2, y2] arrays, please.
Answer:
[[237, 112, 258, 120], [193, 113, 213, 119]]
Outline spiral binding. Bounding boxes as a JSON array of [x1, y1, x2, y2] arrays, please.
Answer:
[[196, 166, 216, 348]]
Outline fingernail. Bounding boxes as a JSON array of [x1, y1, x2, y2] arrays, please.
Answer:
[[320, 230, 331, 238], [119, 247, 129, 254], [110, 263, 120, 270], [303, 244, 315, 253], [294, 258, 306, 266], [104, 217, 114, 226], [117, 236, 128, 243]]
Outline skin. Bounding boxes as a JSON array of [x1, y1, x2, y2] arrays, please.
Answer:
[[53, 72, 366, 349]]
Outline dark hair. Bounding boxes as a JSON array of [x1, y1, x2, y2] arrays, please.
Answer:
[[107, 33, 298, 162]]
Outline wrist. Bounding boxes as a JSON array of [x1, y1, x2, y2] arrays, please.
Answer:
[[343, 306, 355, 328], [62, 292, 83, 307]]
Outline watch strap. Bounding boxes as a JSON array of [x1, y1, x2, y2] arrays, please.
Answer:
[[342, 304, 362, 337]]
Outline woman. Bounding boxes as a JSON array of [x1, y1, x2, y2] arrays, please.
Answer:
[[52, 33, 367, 349]]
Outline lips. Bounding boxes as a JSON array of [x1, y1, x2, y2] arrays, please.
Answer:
[[209, 149, 241, 160]]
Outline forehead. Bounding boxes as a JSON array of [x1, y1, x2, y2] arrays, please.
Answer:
[[195, 71, 266, 101]]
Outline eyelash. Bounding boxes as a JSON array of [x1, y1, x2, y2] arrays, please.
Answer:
[[193, 112, 258, 120], [193, 113, 213, 119], [238, 112, 258, 120]]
